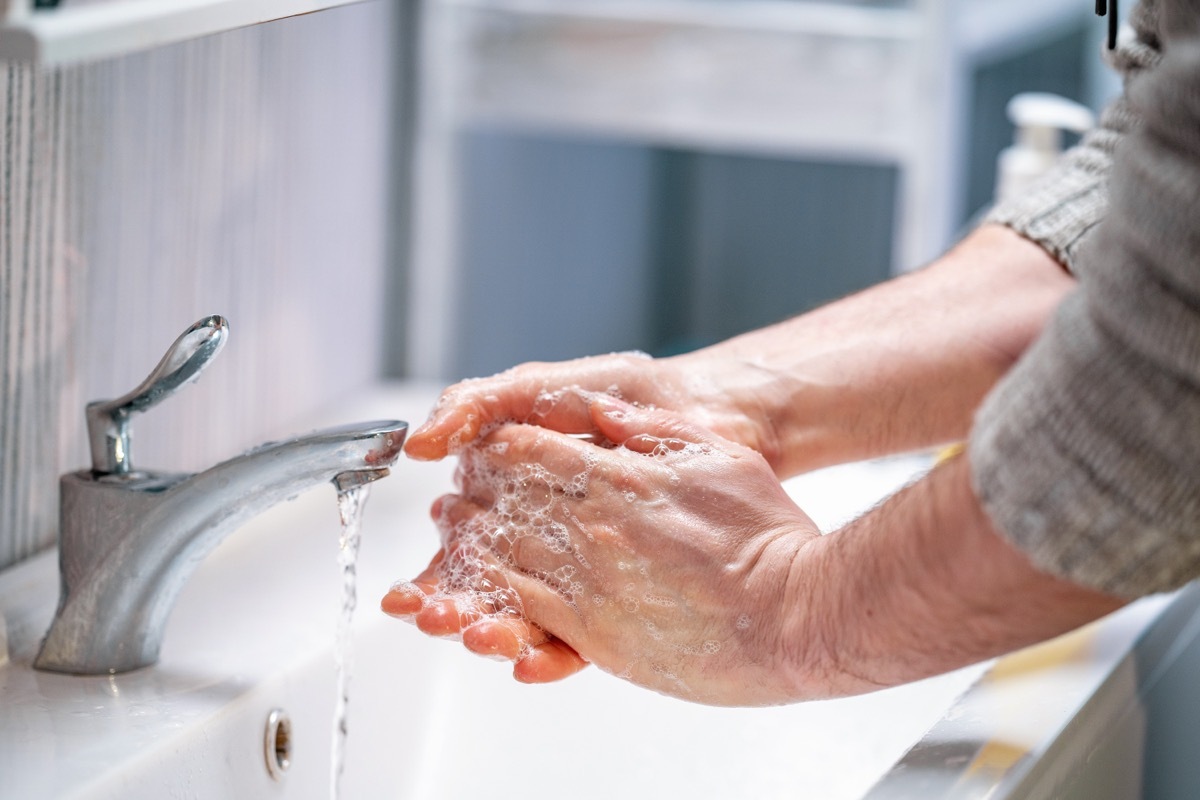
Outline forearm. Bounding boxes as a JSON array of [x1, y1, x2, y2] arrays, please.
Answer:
[[408, 227, 1071, 474], [686, 0, 1163, 478], [675, 224, 1073, 478], [784, 455, 1124, 698]]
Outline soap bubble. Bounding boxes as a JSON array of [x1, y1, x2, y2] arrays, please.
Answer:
[[397, 384, 738, 681], [642, 593, 677, 609]]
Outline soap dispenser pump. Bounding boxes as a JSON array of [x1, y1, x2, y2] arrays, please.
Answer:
[[995, 93, 1095, 204]]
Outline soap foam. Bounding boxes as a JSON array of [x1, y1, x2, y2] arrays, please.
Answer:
[[418, 404, 603, 645], [401, 384, 733, 681]]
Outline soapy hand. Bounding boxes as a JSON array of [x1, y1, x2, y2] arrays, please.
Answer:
[[383, 394, 825, 706], [382, 547, 591, 683], [402, 352, 786, 473], [406, 227, 1078, 482]]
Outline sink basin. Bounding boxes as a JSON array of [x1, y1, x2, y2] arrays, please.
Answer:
[[3, 383, 1115, 799]]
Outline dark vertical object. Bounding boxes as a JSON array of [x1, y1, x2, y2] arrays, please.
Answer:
[[382, 0, 421, 378], [1096, 0, 1119, 50], [669, 152, 897, 350], [454, 131, 656, 379], [1, 67, 17, 562], [646, 149, 698, 356]]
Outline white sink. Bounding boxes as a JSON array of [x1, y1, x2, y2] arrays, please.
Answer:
[[9, 382, 1139, 799]]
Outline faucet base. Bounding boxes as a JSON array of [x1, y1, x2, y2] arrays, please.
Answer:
[[36, 420, 406, 675]]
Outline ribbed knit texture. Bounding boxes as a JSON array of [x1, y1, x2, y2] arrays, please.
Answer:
[[971, 0, 1200, 597]]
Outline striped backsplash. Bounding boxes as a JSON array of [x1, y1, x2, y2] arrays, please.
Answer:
[[0, 1, 397, 569]]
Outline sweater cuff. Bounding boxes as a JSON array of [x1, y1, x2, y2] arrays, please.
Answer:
[[982, 168, 1107, 275], [969, 294, 1200, 599], [982, 99, 1135, 276]]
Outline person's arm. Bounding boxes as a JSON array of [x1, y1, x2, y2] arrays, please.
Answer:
[[690, 225, 1071, 477], [406, 224, 1073, 479], [970, 15, 1200, 598], [789, 455, 1124, 696], [402, 2, 1168, 479]]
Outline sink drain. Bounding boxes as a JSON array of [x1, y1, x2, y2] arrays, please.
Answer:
[[264, 708, 292, 781]]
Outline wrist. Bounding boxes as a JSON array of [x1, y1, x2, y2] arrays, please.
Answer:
[[777, 457, 1125, 699], [775, 531, 879, 700], [690, 225, 1072, 476]]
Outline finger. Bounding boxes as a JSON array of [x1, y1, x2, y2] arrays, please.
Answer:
[[453, 449, 502, 508], [404, 539, 493, 638], [404, 371, 605, 462], [477, 425, 600, 490], [380, 549, 449, 617], [513, 639, 590, 683], [403, 386, 491, 462], [432, 493, 492, 551], [498, 567, 587, 645], [433, 492, 482, 528], [588, 394, 724, 453], [414, 578, 526, 639], [381, 581, 429, 617], [413, 594, 468, 636], [408, 569, 518, 637], [462, 615, 550, 660]]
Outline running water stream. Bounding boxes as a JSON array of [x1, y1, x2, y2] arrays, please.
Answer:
[[331, 484, 371, 800]]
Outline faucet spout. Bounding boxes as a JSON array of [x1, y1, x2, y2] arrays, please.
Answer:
[[34, 420, 407, 675]]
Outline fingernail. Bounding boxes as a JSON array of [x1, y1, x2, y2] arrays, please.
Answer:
[[380, 582, 428, 617]]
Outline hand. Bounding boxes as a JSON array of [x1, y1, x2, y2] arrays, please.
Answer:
[[382, 548, 591, 684], [404, 227, 1076, 479], [384, 394, 824, 706], [402, 352, 785, 472], [384, 396, 1125, 704]]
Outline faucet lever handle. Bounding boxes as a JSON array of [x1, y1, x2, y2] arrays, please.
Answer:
[[86, 315, 229, 475]]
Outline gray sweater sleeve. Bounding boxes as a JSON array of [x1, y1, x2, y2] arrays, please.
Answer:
[[984, 0, 1163, 274], [969, 3, 1200, 597]]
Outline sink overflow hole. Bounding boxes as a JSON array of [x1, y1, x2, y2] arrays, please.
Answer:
[[265, 708, 292, 781]]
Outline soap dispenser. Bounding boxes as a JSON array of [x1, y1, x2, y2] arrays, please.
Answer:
[[995, 93, 1095, 204]]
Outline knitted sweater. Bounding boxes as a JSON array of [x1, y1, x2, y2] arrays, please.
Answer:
[[970, 0, 1200, 597]]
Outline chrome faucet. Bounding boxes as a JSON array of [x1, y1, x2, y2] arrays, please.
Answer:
[[35, 315, 407, 675]]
